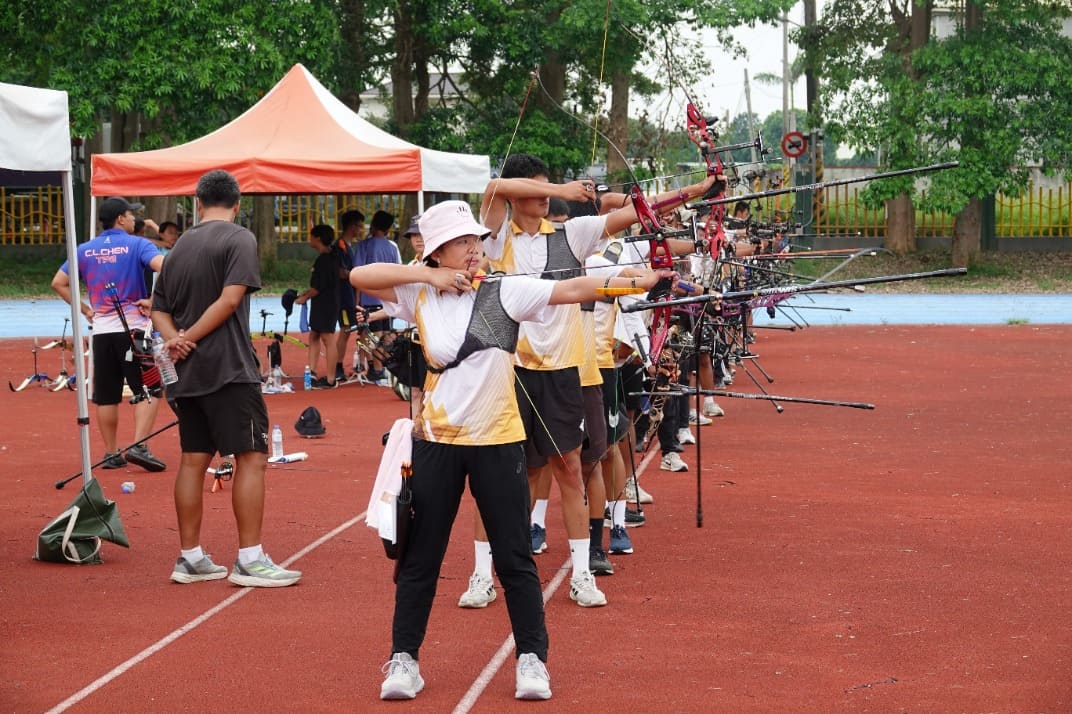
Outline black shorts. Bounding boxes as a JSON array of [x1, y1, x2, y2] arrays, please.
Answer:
[[599, 367, 629, 445], [515, 367, 585, 469], [619, 358, 648, 413], [92, 330, 150, 405], [362, 304, 391, 333], [579, 384, 608, 465], [309, 305, 338, 334], [173, 382, 269, 456]]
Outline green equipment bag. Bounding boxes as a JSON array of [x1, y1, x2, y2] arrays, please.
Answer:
[[35, 478, 130, 564]]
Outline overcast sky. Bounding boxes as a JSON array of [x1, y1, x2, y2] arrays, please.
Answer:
[[639, 4, 809, 127]]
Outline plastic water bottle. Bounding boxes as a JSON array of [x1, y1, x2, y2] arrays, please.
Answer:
[[303, 365, 312, 391], [121, 481, 136, 493], [151, 331, 179, 385], [271, 425, 284, 459]]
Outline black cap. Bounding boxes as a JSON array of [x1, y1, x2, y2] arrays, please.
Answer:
[[100, 197, 144, 225]]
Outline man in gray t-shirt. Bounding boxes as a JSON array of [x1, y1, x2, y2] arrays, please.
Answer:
[[151, 169, 301, 588]]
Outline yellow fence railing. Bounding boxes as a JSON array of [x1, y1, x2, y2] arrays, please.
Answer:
[[1, 186, 67, 245], [5, 184, 1072, 246]]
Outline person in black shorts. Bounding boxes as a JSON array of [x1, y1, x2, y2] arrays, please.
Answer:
[[295, 224, 340, 388], [151, 169, 301, 587]]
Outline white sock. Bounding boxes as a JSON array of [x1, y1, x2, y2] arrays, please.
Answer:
[[180, 546, 204, 564], [531, 499, 548, 528], [703, 396, 715, 408], [568, 538, 590, 578], [474, 540, 493, 578], [611, 500, 627, 528], [238, 545, 264, 565]]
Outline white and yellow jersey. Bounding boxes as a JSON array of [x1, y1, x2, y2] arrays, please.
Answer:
[[484, 215, 606, 370], [578, 307, 603, 387], [383, 276, 555, 446]]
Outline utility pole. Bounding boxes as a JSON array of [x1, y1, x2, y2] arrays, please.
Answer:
[[804, 0, 818, 122], [744, 69, 758, 165], [782, 13, 790, 140]]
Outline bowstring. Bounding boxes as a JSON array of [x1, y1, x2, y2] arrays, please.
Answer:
[[588, 0, 613, 169]]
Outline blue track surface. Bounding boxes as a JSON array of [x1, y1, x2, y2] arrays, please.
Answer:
[[1, 293, 1069, 338]]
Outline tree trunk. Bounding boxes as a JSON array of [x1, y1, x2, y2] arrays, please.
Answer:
[[606, 68, 629, 182], [884, 193, 916, 255], [392, 3, 415, 136], [951, 197, 982, 268], [338, 0, 366, 111], [252, 195, 277, 268]]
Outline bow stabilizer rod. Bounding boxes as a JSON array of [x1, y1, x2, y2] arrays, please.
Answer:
[[621, 267, 967, 313], [693, 161, 959, 208]]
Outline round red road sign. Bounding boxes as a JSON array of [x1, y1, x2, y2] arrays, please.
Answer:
[[781, 131, 807, 158]]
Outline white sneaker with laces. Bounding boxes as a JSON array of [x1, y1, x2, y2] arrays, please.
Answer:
[[676, 427, 696, 445], [703, 401, 725, 417], [381, 652, 424, 700], [660, 452, 688, 472], [515, 653, 552, 700], [458, 572, 497, 608], [624, 480, 653, 504], [688, 410, 713, 426], [569, 571, 607, 607]]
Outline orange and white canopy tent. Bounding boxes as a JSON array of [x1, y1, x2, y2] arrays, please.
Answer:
[[91, 64, 490, 196]]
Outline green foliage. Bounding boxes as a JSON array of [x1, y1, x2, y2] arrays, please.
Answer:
[[1, 0, 342, 144], [808, 0, 1072, 220]]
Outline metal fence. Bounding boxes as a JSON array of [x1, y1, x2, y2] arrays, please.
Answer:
[[0, 186, 67, 245], [4, 184, 1072, 245]]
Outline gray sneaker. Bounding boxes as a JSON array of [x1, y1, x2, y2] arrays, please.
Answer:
[[126, 443, 166, 472], [589, 547, 614, 576], [170, 555, 228, 584], [381, 652, 424, 700], [228, 553, 302, 587], [515, 653, 552, 700], [100, 451, 126, 469]]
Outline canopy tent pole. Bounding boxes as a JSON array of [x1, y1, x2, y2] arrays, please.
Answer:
[[62, 172, 94, 487]]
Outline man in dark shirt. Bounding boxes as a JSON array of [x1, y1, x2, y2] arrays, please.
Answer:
[[295, 224, 340, 388], [151, 169, 301, 587]]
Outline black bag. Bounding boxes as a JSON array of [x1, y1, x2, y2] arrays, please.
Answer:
[[35, 478, 130, 564], [382, 331, 427, 388], [295, 406, 326, 437]]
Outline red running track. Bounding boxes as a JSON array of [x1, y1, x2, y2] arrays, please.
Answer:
[[0, 326, 1069, 712]]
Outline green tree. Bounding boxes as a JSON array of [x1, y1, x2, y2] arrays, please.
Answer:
[[913, 2, 1072, 265], [806, 0, 1072, 263], [805, 0, 933, 254]]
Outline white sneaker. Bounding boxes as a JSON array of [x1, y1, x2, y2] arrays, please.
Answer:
[[569, 571, 607, 607], [676, 427, 696, 445], [458, 572, 497, 608], [624, 480, 654, 504], [381, 652, 425, 700], [703, 401, 725, 417], [515, 653, 552, 700], [688, 410, 712, 426], [660, 452, 688, 472]]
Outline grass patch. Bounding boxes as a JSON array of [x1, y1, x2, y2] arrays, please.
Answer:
[[0, 249, 1068, 299], [1006, 318, 1030, 325], [0, 253, 317, 299]]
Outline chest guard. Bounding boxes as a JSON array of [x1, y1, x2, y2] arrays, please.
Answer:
[[540, 226, 593, 311], [426, 279, 520, 374]]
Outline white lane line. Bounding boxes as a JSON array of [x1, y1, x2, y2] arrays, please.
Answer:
[[45, 512, 367, 714], [451, 445, 659, 712], [452, 561, 571, 714]]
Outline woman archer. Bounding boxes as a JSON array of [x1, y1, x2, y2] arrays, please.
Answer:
[[350, 200, 674, 702]]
